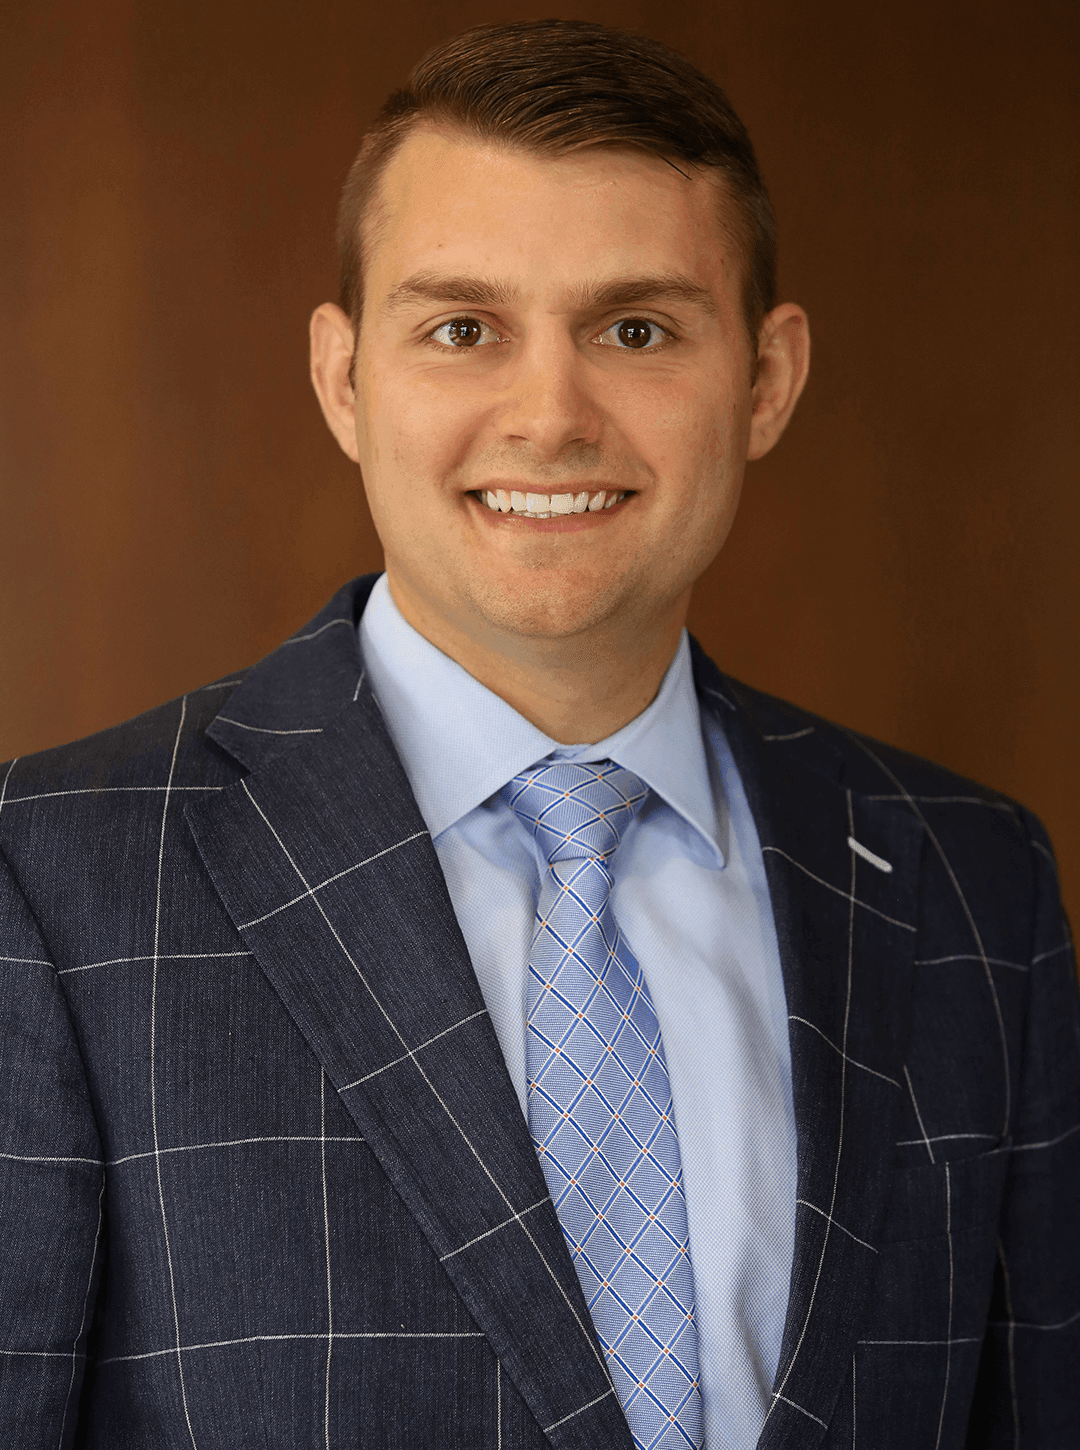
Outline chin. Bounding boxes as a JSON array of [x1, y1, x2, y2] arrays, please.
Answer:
[[465, 569, 633, 643]]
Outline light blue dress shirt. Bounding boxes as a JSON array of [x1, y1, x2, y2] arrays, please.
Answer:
[[359, 573, 797, 1450]]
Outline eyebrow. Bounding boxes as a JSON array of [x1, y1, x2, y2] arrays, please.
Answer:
[[570, 274, 718, 317], [380, 270, 718, 318], [381, 273, 519, 315]]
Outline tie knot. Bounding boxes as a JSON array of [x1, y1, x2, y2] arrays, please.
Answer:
[[500, 759, 648, 866]]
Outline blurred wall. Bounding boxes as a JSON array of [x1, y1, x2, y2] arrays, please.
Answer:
[[2, 0, 1077, 928]]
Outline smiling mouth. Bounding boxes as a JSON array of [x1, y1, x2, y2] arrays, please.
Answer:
[[472, 488, 630, 519]]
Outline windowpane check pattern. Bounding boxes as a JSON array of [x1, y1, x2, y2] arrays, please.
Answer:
[[502, 761, 703, 1450]]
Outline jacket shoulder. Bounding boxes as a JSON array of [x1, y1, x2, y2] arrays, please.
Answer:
[[0, 671, 250, 805], [714, 669, 1024, 821]]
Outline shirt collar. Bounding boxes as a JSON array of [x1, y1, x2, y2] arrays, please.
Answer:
[[358, 573, 724, 866]]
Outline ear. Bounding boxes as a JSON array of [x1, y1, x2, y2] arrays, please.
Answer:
[[747, 303, 811, 461], [309, 302, 362, 464]]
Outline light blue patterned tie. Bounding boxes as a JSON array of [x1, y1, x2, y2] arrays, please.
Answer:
[[502, 760, 703, 1450]]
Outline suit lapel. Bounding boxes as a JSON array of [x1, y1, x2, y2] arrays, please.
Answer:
[[693, 646, 924, 1448], [186, 579, 632, 1450]]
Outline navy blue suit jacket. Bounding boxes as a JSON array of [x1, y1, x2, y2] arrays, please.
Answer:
[[1, 575, 1077, 1448]]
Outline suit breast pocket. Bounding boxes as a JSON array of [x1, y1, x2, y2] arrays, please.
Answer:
[[882, 1146, 1011, 1245], [862, 1147, 1011, 1350], [855, 1151, 1013, 1447]]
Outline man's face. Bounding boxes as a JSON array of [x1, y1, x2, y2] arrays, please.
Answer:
[[328, 127, 797, 654]]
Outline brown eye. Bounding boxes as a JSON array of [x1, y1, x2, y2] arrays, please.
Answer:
[[616, 320, 654, 348], [447, 319, 484, 346], [595, 317, 669, 351]]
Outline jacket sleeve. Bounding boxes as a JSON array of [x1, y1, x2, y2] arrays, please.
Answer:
[[0, 847, 105, 1449], [966, 811, 1080, 1447]]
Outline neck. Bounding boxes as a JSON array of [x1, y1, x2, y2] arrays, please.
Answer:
[[383, 571, 689, 745]]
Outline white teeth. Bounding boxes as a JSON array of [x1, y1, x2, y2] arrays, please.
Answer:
[[479, 488, 626, 516]]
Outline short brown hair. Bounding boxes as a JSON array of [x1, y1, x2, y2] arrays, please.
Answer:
[[336, 20, 776, 346]]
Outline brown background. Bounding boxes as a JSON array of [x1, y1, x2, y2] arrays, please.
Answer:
[[2, 0, 1077, 928]]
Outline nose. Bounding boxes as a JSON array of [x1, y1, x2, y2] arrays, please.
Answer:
[[495, 330, 603, 461]]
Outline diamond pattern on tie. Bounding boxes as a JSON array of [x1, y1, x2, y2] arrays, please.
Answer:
[[502, 760, 703, 1450]]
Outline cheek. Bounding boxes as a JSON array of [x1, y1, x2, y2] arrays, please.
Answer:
[[632, 352, 740, 432], [658, 398, 748, 564], [358, 363, 477, 487], [627, 371, 746, 495]]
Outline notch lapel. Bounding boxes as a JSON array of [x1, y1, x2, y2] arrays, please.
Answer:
[[693, 646, 924, 1448], [186, 580, 632, 1450]]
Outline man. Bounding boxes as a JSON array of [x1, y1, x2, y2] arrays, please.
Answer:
[[0, 19, 1076, 1449]]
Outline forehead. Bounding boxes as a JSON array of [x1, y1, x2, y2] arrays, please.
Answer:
[[363, 125, 742, 303]]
